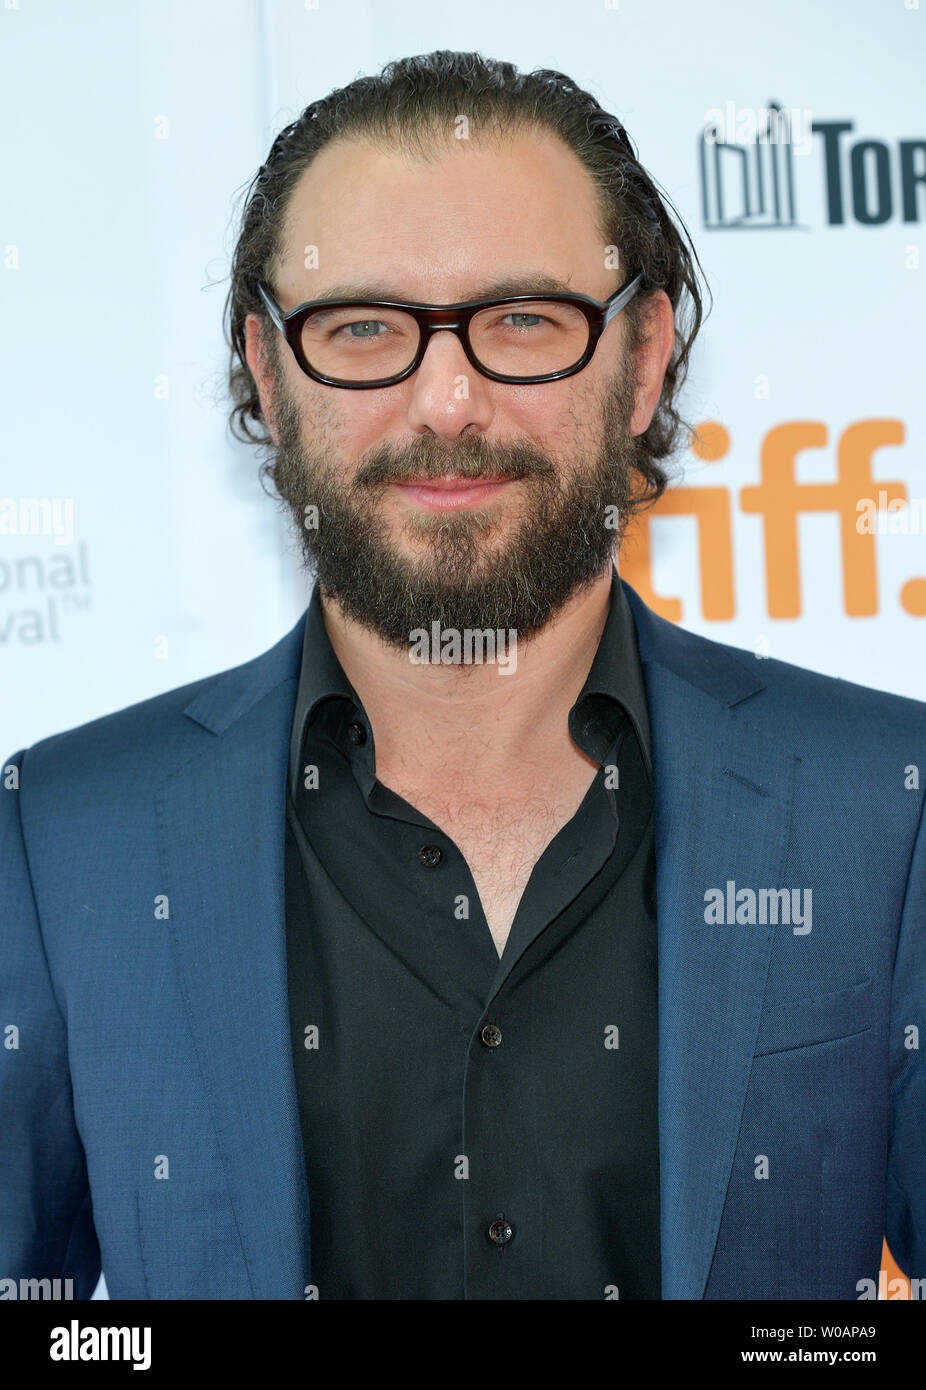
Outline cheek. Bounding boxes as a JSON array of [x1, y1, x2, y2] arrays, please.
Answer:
[[506, 381, 570, 426], [315, 392, 404, 458], [508, 381, 599, 457]]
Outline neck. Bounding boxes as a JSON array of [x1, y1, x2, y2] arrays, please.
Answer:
[[317, 560, 617, 790]]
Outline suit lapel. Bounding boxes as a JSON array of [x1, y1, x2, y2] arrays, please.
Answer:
[[154, 617, 309, 1299], [624, 581, 798, 1298]]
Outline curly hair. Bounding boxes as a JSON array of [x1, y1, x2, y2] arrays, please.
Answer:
[[224, 50, 710, 514]]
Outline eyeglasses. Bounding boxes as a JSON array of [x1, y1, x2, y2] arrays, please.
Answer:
[[255, 272, 644, 389]]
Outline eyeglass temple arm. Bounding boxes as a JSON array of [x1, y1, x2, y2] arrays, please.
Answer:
[[256, 282, 285, 332], [603, 272, 644, 327]]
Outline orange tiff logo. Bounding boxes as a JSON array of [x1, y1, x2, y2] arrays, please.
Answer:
[[621, 419, 925, 621]]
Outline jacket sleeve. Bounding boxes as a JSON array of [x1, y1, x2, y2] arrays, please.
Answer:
[[0, 748, 101, 1299], [886, 780, 926, 1282]]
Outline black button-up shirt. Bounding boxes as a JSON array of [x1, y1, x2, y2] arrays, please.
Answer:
[[284, 564, 660, 1299]]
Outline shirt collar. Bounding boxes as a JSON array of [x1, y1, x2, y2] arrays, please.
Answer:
[[288, 562, 652, 799]]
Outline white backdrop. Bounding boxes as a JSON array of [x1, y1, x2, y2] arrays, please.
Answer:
[[1, 0, 924, 1298]]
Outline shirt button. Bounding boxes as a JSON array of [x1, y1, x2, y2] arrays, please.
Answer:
[[347, 722, 366, 745], [488, 1217, 513, 1245], [418, 844, 443, 868], [480, 1023, 502, 1048]]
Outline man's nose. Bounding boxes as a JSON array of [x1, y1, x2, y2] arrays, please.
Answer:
[[404, 329, 496, 438]]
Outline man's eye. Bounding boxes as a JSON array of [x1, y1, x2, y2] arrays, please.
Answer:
[[500, 313, 545, 329], [334, 320, 388, 338]]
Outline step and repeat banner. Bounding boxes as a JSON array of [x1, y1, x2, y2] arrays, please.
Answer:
[[1, 0, 923, 1302]]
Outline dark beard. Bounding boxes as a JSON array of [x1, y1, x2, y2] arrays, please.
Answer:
[[263, 359, 642, 648]]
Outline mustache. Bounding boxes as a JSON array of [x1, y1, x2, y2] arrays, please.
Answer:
[[354, 438, 557, 487]]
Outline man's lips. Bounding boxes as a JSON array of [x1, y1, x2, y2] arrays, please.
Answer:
[[391, 475, 513, 510], [395, 474, 511, 490]]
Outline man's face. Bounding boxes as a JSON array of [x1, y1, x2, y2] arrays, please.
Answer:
[[247, 129, 654, 646]]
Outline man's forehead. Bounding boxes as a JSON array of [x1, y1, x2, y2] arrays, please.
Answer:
[[280, 271, 583, 308], [293, 125, 590, 193], [274, 131, 607, 300]]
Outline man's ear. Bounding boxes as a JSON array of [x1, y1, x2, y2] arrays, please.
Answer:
[[244, 313, 281, 446], [628, 290, 675, 438]]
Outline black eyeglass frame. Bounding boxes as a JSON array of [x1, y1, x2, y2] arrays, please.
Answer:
[[255, 272, 644, 388]]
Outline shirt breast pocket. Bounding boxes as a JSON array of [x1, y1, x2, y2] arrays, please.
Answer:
[[752, 976, 874, 1057]]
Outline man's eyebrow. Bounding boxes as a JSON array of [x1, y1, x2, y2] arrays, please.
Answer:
[[297, 273, 581, 306]]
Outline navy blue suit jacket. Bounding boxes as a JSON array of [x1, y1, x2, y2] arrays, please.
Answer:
[[2, 581, 924, 1299]]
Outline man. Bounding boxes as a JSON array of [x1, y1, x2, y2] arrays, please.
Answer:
[[2, 52, 924, 1301]]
